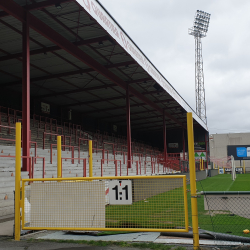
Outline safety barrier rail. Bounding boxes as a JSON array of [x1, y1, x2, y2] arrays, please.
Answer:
[[61, 157, 87, 177], [31, 157, 45, 179], [144, 160, 156, 175], [103, 142, 115, 155], [0, 124, 15, 134], [20, 175, 188, 233], [43, 132, 65, 150], [101, 159, 122, 176], [50, 144, 74, 164], [0, 138, 37, 161]]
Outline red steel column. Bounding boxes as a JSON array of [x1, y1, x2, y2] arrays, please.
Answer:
[[163, 113, 167, 165], [22, 12, 30, 172], [205, 132, 208, 169], [183, 129, 185, 161], [126, 84, 132, 168]]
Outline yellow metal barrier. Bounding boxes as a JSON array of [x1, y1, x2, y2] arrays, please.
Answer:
[[21, 175, 188, 233], [15, 122, 21, 241], [187, 113, 199, 250], [89, 140, 93, 177], [57, 136, 61, 178]]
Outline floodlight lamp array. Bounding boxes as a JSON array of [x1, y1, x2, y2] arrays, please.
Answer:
[[189, 10, 211, 38]]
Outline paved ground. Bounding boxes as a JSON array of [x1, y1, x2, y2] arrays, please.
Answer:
[[0, 220, 13, 237], [0, 238, 155, 250], [1, 219, 250, 250]]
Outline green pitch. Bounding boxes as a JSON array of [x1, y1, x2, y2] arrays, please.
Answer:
[[189, 173, 250, 237], [196, 173, 250, 192]]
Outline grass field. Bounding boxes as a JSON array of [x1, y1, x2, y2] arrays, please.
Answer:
[[196, 173, 250, 192], [189, 173, 250, 237], [106, 187, 186, 230]]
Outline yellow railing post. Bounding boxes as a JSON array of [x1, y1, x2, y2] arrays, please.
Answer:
[[202, 159, 204, 170], [199, 158, 201, 171], [243, 161, 246, 174], [15, 122, 21, 240], [187, 113, 199, 250], [57, 136, 61, 178], [89, 140, 93, 177]]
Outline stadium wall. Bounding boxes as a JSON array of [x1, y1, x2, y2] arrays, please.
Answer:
[[209, 133, 250, 172]]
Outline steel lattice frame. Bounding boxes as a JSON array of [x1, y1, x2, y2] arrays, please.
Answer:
[[189, 10, 211, 125], [195, 35, 206, 124]]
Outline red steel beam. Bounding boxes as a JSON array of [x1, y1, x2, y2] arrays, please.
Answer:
[[0, 0, 74, 19], [0, 60, 136, 89], [115, 114, 169, 124], [126, 85, 132, 168], [163, 113, 167, 164], [0, 36, 110, 62], [61, 94, 132, 107], [35, 77, 151, 99], [22, 12, 30, 172]]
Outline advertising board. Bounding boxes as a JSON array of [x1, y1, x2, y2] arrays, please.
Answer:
[[227, 145, 250, 160]]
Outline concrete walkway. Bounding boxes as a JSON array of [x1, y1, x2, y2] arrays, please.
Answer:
[[1, 219, 250, 249], [0, 220, 13, 237]]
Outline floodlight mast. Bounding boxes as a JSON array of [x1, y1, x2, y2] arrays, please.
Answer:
[[189, 10, 211, 124]]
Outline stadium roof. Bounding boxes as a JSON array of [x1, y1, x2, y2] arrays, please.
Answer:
[[0, 0, 208, 132]]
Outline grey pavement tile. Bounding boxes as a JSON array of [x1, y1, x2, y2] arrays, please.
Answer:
[[38, 231, 145, 242], [132, 232, 160, 242]]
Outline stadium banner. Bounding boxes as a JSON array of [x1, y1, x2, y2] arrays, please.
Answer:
[[227, 145, 250, 160], [75, 0, 208, 131]]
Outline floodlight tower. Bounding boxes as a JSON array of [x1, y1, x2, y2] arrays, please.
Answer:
[[189, 10, 211, 124]]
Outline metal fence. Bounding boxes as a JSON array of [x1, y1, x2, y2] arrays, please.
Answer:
[[195, 191, 250, 239], [21, 175, 188, 232]]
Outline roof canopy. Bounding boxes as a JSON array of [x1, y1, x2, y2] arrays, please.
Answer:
[[0, 0, 208, 132]]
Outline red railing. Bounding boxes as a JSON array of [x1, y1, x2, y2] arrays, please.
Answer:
[[103, 142, 115, 155], [0, 155, 32, 177], [132, 152, 143, 162], [114, 150, 127, 164], [101, 159, 121, 177], [0, 124, 15, 134], [43, 132, 64, 150], [61, 157, 87, 177], [74, 125, 81, 143], [31, 156, 45, 179], [63, 122, 72, 134], [144, 160, 156, 175], [135, 160, 141, 175], [64, 135, 71, 151], [0, 138, 37, 162], [56, 126, 63, 136], [50, 144, 75, 164]]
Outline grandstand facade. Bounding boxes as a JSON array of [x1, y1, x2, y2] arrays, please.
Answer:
[[0, 0, 208, 219]]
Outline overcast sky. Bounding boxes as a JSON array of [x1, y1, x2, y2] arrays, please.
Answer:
[[99, 0, 250, 134]]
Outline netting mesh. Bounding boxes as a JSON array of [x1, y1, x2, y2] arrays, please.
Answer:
[[22, 176, 187, 231], [202, 195, 250, 238]]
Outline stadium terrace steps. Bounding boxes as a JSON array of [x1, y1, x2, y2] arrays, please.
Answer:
[[0, 116, 166, 219], [0, 144, 165, 219]]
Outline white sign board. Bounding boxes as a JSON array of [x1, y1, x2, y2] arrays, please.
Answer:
[[195, 151, 206, 160], [75, 0, 208, 131], [41, 102, 50, 114], [109, 180, 132, 205], [168, 143, 178, 148]]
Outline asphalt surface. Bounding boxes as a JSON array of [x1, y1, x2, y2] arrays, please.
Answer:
[[0, 220, 249, 250], [0, 238, 154, 250]]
